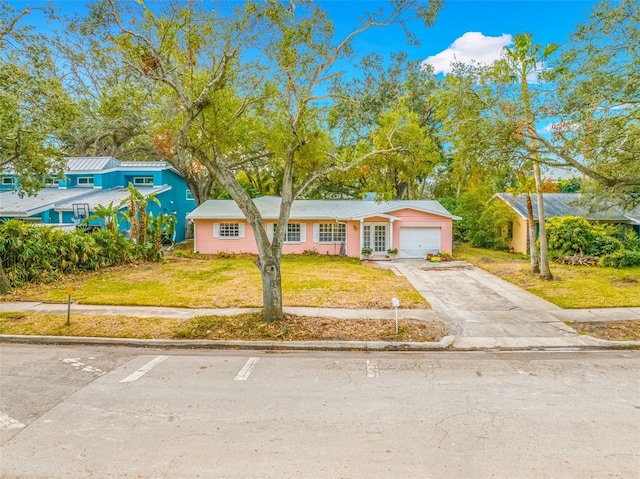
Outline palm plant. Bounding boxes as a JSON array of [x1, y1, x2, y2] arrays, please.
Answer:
[[84, 201, 123, 234], [119, 183, 160, 246]]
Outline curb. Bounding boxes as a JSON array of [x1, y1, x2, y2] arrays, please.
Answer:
[[450, 336, 640, 351], [0, 334, 457, 352], [1, 334, 638, 351]]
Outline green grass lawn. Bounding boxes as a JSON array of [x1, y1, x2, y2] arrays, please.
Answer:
[[3, 253, 428, 309], [455, 244, 640, 308]]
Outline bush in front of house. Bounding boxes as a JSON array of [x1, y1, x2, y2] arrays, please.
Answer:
[[470, 200, 516, 250], [600, 250, 640, 268], [546, 216, 624, 258], [0, 220, 136, 288], [546, 216, 640, 267]]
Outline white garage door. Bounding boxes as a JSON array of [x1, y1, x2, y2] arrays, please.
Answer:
[[399, 227, 441, 258]]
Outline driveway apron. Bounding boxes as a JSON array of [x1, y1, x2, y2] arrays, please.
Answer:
[[394, 260, 577, 338]]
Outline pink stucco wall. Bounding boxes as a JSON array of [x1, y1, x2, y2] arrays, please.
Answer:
[[193, 209, 454, 258], [387, 208, 454, 254]]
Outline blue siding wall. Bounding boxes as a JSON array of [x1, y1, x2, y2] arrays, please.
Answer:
[[3, 158, 196, 243]]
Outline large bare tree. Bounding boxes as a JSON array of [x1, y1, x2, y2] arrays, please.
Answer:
[[86, 0, 441, 321]]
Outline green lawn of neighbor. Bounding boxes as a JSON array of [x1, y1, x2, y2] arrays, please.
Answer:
[[455, 244, 640, 309]]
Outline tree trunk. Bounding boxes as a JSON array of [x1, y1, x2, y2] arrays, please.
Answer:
[[0, 263, 11, 295], [256, 253, 284, 323], [533, 162, 553, 279], [525, 193, 540, 274]]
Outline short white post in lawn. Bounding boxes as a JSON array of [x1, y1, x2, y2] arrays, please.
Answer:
[[391, 297, 400, 335]]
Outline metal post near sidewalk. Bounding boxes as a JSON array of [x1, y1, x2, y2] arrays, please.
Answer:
[[66, 285, 73, 326], [391, 297, 400, 335]]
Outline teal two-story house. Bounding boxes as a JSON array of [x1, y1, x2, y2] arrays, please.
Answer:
[[0, 157, 197, 242]]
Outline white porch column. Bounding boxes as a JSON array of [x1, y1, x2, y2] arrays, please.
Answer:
[[359, 219, 364, 259], [389, 219, 394, 250]]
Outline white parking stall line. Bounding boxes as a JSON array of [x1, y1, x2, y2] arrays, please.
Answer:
[[120, 355, 169, 383], [61, 358, 106, 377], [366, 360, 379, 378], [234, 357, 260, 381], [0, 410, 25, 430]]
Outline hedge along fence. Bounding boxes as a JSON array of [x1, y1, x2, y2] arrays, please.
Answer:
[[545, 216, 640, 268], [0, 219, 136, 287]]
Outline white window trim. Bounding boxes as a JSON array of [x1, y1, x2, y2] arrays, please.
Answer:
[[267, 223, 306, 243], [363, 222, 388, 253], [313, 223, 346, 244], [1, 176, 14, 185], [77, 177, 94, 186], [213, 222, 245, 239], [133, 177, 154, 186]]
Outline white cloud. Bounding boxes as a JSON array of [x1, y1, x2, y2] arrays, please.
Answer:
[[542, 121, 580, 133], [422, 32, 512, 74]]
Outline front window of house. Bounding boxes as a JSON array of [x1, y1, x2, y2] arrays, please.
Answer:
[[285, 223, 301, 242], [1, 176, 13, 186], [219, 223, 240, 238], [319, 223, 345, 243]]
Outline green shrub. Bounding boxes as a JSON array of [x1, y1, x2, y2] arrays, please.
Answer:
[[0, 220, 136, 288], [470, 201, 515, 250], [600, 250, 640, 268], [546, 216, 624, 258]]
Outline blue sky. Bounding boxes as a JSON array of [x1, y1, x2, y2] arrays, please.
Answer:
[[321, 0, 600, 73], [8, 0, 600, 73]]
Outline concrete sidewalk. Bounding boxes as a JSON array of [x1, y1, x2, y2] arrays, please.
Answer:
[[1, 259, 639, 351], [1, 299, 639, 351]]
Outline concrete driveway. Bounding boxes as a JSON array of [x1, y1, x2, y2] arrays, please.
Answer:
[[394, 260, 577, 339]]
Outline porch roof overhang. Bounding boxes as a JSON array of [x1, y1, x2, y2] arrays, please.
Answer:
[[350, 212, 401, 221]]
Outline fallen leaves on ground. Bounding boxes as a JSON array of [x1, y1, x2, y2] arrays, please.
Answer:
[[0, 312, 447, 342], [569, 320, 640, 341]]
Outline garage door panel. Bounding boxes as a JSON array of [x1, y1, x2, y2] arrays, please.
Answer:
[[399, 227, 440, 258]]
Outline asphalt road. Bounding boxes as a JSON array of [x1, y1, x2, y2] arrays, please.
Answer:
[[1, 345, 639, 479]]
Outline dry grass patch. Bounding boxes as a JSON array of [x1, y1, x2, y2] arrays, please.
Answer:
[[455, 244, 640, 308], [2, 254, 427, 309], [0, 312, 446, 342], [568, 321, 640, 341], [0, 312, 181, 339]]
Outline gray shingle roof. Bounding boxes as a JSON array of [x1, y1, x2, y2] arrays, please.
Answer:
[[495, 193, 632, 221], [187, 196, 459, 220]]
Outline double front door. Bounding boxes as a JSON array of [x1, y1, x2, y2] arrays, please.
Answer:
[[363, 223, 388, 253]]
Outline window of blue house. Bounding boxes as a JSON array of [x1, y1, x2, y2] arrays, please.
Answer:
[[186, 189, 195, 200], [44, 176, 60, 187], [133, 177, 154, 186], [1, 176, 13, 186], [77, 177, 94, 186]]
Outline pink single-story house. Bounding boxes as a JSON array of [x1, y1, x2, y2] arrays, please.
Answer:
[[187, 196, 460, 259]]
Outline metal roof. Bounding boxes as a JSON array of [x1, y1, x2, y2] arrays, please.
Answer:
[[120, 162, 171, 169], [0, 188, 97, 217], [187, 196, 459, 221], [54, 186, 171, 211], [495, 193, 633, 221], [1, 186, 171, 217], [65, 157, 120, 172]]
